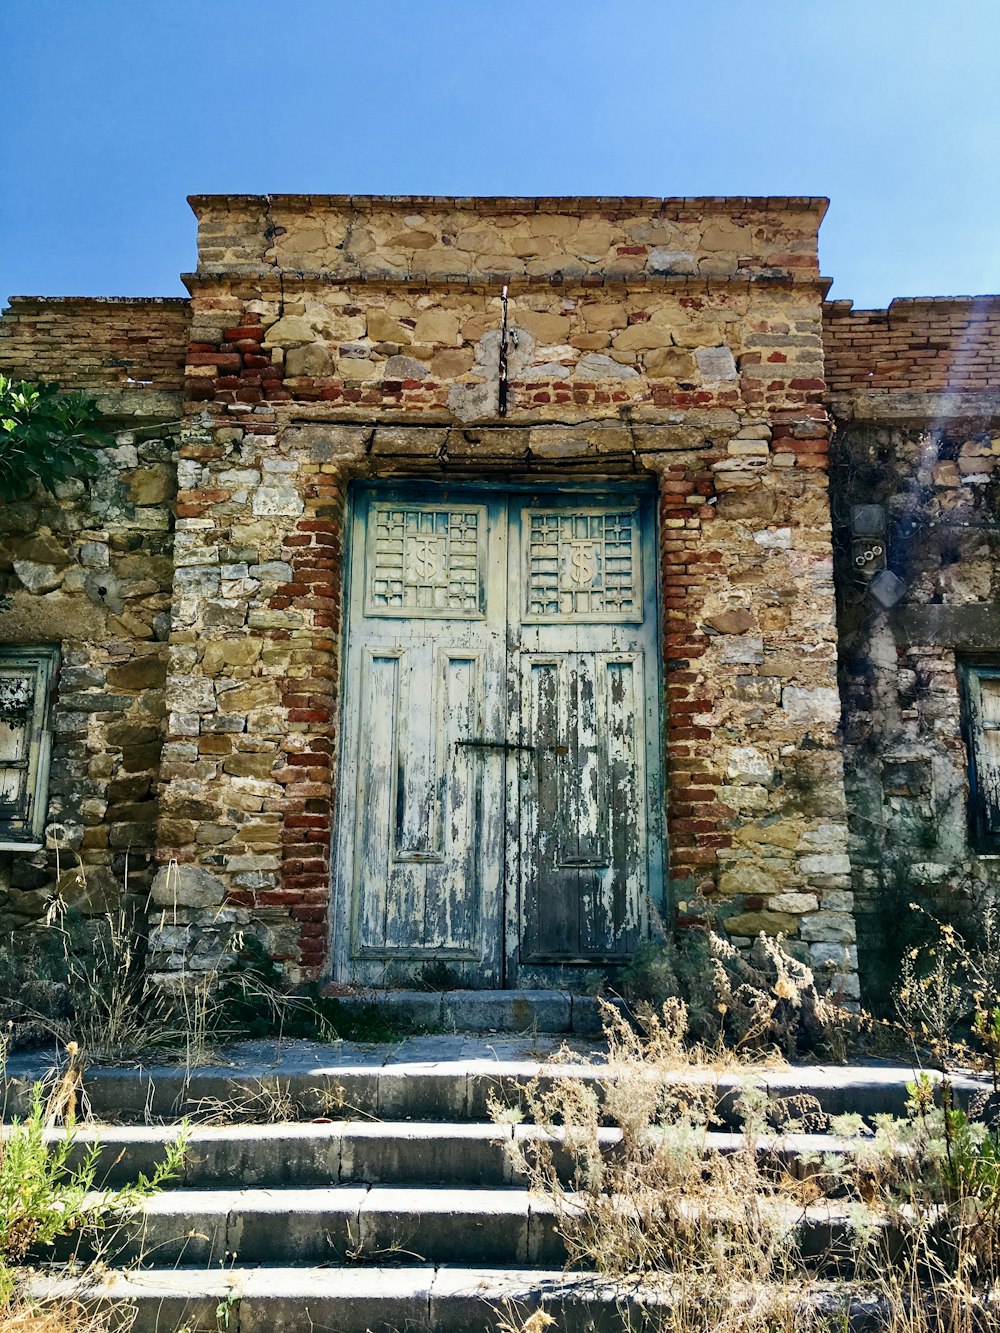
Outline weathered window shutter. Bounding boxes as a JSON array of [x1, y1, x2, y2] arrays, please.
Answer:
[[960, 661, 1000, 854], [0, 648, 58, 849]]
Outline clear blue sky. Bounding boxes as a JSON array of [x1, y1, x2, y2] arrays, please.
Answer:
[[2, 0, 998, 310]]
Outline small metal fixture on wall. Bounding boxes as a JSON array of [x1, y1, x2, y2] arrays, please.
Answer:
[[850, 504, 887, 577], [849, 504, 906, 608]]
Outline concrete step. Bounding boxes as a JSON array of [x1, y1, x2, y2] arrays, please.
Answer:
[[55, 1183, 890, 1271], [6, 1036, 987, 1126], [59, 1185, 564, 1267], [32, 1266, 880, 1333], [63, 1119, 893, 1191]]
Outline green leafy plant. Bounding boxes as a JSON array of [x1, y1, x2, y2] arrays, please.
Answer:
[[0, 1047, 187, 1307], [0, 375, 109, 501]]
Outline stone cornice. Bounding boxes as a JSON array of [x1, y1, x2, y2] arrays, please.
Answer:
[[181, 269, 834, 296]]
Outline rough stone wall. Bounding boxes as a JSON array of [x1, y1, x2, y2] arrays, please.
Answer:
[[827, 296, 1000, 1007], [151, 195, 856, 997], [0, 296, 187, 932], [0, 429, 178, 925]]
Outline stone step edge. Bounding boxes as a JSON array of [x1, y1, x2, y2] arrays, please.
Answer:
[[27, 1265, 896, 1333], [45, 1061, 994, 1124], [65, 1183, 898, 1269], [53, 1120, 896, 1185]]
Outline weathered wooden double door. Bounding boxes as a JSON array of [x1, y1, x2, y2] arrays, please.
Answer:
[[332, 483, 663, 987]]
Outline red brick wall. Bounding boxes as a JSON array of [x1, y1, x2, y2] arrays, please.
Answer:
[[0, 297, 191, 395], [823, 296, 1000, 396]]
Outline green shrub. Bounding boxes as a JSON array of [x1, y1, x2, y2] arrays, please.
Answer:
[[0, 376, 108, 501], [0, 1059, 187, 1305]]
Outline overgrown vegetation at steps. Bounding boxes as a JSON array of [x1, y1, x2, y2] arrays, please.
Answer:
[[0, 376, 108, 501], [215, 936, 421, 1044], [0, 1044, 187, 1330], [495, 996, 1000, 1332], [615, 927, 864, 1062], [0, 892, 420, 1061]]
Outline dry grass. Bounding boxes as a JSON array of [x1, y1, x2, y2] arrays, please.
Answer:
[[0, 1299, 128, 1333], [495, 997, 1000, 1333]]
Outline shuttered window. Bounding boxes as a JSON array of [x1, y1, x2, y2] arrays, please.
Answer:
[[959, 660, 1000, 854], [0, 648, 58, 849]]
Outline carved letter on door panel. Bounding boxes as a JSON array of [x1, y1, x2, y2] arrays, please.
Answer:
[[366, 504, 486, 617]]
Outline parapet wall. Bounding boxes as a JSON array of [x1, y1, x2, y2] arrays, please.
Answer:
[[0, 297, 191, 404], [823, 296, 1000, 399]]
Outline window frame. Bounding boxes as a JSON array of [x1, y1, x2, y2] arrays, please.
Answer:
[[958, 657, 1000, 856], [0, 646, 59, 851]]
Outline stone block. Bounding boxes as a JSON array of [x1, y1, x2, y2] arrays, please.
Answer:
[[695, 346, 737, 380], [718, 860, 786, 896], [799, 913, 857, 944], [767, 892, 819, 915], [643, 346, 697, 379], [106, 656, 167, 691], [722, 910, 798, 938], [574, 353, 639, 379], [252, 490, 304, 517], [13, 560, 63, 592], [820, 891, 855, 913], [799, 854, 851, 877], [384, 354, 429, 380], [128, 465, 175, 506], [781, 687, 841, 725], [284, 343, 333, 377], [151, 865, 226, 909], [720, 636, 765, 665], [441, 990, 571, 1034], [647, 248, 697, 274], [514, 311, 570, 344], [726, 747, 773, 786], [705, 608, 754, 635], [809, 943, 859, 971]]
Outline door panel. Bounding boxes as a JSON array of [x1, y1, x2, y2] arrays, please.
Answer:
[[508, 497, 661, 984], [334, 489, 505, 985], [333, 484, 662, 988], [516, 650, 649, 965]]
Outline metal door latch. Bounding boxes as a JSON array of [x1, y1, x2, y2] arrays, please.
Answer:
[[456, 738, 535, 752]]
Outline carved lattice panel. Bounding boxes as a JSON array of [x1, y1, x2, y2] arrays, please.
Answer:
[[366, 504, 486, 618], [524, 508, 642, 621]]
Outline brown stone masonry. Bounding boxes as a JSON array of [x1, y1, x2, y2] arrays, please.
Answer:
[[0, 426, 178, 921], [142, 195, 857, 996], [12, 199, 995, 1005], [0, 296, 187, 935], [826, 296, 1000, 1008]]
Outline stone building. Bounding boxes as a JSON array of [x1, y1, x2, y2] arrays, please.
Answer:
[[0, 193, 997, 1008]]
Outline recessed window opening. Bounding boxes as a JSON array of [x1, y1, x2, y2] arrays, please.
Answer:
[[0, 646, 59, 850]]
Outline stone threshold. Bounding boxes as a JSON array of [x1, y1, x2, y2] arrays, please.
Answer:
[[335, 988, 610, 1034]]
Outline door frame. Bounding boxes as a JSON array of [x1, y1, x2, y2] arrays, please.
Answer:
[[329, 475, 667, 987]]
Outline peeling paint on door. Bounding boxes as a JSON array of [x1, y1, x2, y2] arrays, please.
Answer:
[[332, 484, 663, 988]]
